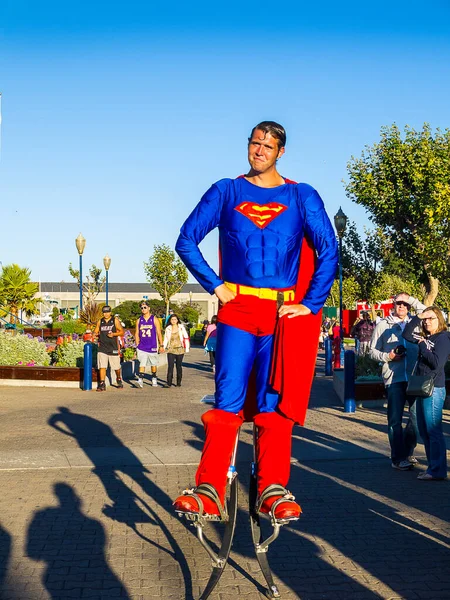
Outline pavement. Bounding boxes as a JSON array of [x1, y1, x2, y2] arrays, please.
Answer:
[[0, 347, 449, 600]]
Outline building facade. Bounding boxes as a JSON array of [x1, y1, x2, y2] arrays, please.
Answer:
[[38, 282, 217, 322]]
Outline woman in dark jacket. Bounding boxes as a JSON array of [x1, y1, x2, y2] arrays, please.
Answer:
[[403, 306, 450, 480]]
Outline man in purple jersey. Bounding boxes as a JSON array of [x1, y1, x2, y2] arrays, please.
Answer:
[[135, 301, 164, 387]]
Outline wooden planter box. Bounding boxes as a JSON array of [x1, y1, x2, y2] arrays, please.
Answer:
[[23, 328, 62, 339], [0, 365, 98, 388]]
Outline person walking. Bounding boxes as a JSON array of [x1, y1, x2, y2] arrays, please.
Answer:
[[403, 306, 450, 480], [353, 312, 374, 355], [369, 293, 426, 470], [203, 315, 218, 372], [94, 306, 124, 392], [135, 301, 163, 388], [163, 314, 190, 387]]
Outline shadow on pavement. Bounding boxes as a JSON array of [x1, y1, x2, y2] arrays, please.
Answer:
[[0, 522, 11, 594], [48, 407, 194, 599], [182, 361, 214, 374], [184, 411, 450, 599], [26, 483, 130, 600], [183, 418, 384, 598]]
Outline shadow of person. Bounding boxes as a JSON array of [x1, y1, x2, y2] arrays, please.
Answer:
[[0, 522, 11, 594], [48, 407, 156, 526], [26, 483, 130, 600], [48, 407, 194, 598]]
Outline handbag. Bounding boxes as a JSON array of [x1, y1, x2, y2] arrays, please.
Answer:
[[406, 361, 435, 397]]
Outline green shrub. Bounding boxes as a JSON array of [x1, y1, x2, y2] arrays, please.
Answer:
[[52, 339, 98, 367], [355, 354, 382, 379], [52, 340, 98, 367], [58, 320, 87, 335], [0, 331, 50, 366]]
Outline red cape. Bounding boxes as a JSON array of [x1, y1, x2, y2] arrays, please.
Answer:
[[241, 236, 321, 425], [270, 236, 322, 425]]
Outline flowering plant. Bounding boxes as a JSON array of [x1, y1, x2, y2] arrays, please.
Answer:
[[123, 330, 136, 349], [122, 330, 136, 362], [0, 331, 50, 366]]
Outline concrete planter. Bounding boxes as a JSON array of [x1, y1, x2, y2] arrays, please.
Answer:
[[334, 369, 450, 409], [0, 365, 98, 388], [333, 369, 386, 408]]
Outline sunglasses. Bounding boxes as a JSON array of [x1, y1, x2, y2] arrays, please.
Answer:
[[395, 301, 410, 308], [140, 305, 149, 309]]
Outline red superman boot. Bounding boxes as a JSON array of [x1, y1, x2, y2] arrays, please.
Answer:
[[254, 411, 302, 521], [173, 409, 242, 519]]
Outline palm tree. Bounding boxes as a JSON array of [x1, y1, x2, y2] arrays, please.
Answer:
[[0, 264, 41, 324]]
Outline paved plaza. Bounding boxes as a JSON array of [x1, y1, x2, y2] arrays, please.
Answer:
[[0, 348, 449, 600]]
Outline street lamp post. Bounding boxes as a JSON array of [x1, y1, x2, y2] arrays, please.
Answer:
[[334, 208, 348, 368], [103, 254, 111, 306], [189, 291, 193, 306], [75, 234, 86, 312]]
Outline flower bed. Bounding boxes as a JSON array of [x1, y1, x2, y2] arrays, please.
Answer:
[[0, 330, 98, 388]]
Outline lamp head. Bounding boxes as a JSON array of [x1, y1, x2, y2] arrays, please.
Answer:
[[334, 207, 348, 238], [75, 233, 86, 255], [103, 254, 111, 271]]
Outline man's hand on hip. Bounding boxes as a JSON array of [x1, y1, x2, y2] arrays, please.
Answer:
[[279, 304, 312, 319], [214, 284, 236, 305]]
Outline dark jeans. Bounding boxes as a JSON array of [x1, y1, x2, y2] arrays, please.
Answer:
[[387, 381, 419, 463], [167, 353, 183, 386], [209, 351, 216, 367], [416, 387, 447, 478]]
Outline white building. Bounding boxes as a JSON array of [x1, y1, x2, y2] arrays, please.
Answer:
[[38, 282, 217, 322]]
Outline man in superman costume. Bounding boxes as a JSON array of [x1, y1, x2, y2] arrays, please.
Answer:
[[174, 121, 338, 522]]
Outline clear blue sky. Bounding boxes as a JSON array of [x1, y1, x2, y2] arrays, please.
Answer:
[[1, 0, 449, 284]]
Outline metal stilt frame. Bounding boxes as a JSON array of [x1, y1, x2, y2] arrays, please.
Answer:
[[176, 433, 240, 600], [176, 425, 298, 599], [249, 425, 299, 599]]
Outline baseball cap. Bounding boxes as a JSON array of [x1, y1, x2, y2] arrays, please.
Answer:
[[102, 306, 112, 313]]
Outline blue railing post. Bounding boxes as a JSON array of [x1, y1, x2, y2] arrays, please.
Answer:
[[344, 349, 356, 413], [324, 337, 333, 376], [83, 342, 93, 391]]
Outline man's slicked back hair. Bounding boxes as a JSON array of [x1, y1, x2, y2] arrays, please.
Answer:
[[249, 121, 286, 149]]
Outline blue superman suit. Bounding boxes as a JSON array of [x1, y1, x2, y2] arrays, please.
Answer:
[[176, 176, 338, 414]]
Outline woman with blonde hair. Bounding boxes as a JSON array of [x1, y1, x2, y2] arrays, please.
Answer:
[[403, 306, 450, 480]]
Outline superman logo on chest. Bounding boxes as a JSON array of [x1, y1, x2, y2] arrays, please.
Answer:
[[234, 201, 288, 229]]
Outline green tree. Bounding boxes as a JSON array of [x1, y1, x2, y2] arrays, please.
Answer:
[[143, 244, 188, 316], [0, 264, 41, 323], [176, 302, 201, 325], [341, 221, 384, 302], [68, 263, 105, 305], [325, 276, 360, 309], [114, 301, 141, 328], [345, 123, 450, 304]]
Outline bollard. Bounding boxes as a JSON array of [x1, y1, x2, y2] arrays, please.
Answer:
[[324, 338, 333, 376], [344, 350, 356, 413], [83, 342, 93, 391]]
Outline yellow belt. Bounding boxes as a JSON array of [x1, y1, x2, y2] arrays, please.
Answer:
[[224, 282, 295, 302]]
